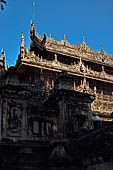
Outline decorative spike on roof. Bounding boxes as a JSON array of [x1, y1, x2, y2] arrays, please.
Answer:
[[29, 21, 113, 66], [49, 34, 51, 38], [1, 48, 4, 55], [83, 36, 85, 43], [33, 0, 35, 26], [100, 43, 104, 52], [21, 32, 25, 47], [82, 35, 86, 46], [30, 0, 35, 41], [64, 34, 66, 41]]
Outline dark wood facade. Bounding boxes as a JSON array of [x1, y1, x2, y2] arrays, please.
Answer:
[[14, 23, 113, 121], [0, 20, 113, 170]]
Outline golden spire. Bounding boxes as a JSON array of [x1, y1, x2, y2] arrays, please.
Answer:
[[30, 0, 35, 40], [33, 0, 35, 25], [64, 34, 66, 41]]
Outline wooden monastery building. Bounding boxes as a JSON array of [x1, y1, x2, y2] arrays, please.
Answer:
[[0, 9, 113, 170]]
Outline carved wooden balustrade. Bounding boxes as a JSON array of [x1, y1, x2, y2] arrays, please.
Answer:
[[18, 49, 113, 84]]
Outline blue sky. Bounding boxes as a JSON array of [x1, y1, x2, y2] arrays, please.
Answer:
[[1, 0, 113, 66]]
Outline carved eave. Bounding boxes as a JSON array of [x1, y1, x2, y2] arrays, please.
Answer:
[[44, 36, 113, 68], [30, 30, 113, 68], [30, 32, 47, 51], [15, 49, 113, 84]]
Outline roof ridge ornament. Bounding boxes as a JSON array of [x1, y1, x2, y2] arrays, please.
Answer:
[[100, 43, 104, 54], [33, 0, 35, 26], [21, 32, 25, 47], [82, 35, 86, 46], [83, 36, 85, 43], [1, 48, 4, 55], [64, 34, 66, 41], [30, 0, 35, 41], [20, 32, 26, 58], [30, 0, 35, 27], [49, 34, 51, 38]]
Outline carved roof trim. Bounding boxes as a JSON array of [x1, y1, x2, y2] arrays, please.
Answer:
[[33, 32, 113, 67], [16, 51, 113, 84]]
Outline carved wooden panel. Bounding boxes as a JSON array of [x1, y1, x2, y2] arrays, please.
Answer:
[[2, 99, 23, 137]]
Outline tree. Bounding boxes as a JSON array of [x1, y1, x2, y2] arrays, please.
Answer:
[[0, 0, 7, 11]]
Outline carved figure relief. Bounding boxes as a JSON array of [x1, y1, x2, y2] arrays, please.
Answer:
[[6, 102, 22, 135]]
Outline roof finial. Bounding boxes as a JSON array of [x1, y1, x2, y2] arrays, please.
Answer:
[[21, 32, 25, 47], [1, 48, 4, 55], [30, 0, 35, 40], [100, 43, 104, 54], [83, 35, 85, 42], [49, 34, 51, 38], [64, 34, 66, 41], [101, 43, 103, 50], [32, 0, 35, 25]]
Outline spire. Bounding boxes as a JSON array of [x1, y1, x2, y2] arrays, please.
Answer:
[[33, 0, 35, 26], [101, 43, 103, 50], [21, 32, 25, 47], [82, 35, 86, 46], [49, 34, 51, 38], [1, 48, 4, 55], [30, 0, 35, 40], [83, 36, 85, 43], [100, 43, 104, 53], [64, 34, 66, 41], [20, 33, 25, 58]]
